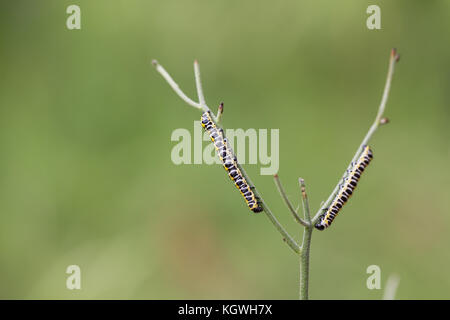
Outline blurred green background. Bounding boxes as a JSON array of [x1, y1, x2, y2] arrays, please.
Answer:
[[0, 0, 449, 299]]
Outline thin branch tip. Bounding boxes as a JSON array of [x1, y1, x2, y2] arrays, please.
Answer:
[[193, 59, 207, 108], [216, 102, 224, 122], [391, 48, 400, 62], [298, 178, 307, 196], [218, 102, 224, 114]]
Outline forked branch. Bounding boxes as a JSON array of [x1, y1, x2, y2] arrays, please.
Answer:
[[274, 174, 309, 227], [152, 59, 300, 254], [153, 49, 400, 300], [152, 60, 204, 111]]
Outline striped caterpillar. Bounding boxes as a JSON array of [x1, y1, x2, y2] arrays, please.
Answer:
[[315, 145, 373, 230], [201, 111, 263, 213]]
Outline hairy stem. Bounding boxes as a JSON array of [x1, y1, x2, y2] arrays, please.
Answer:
[[194, 60, 208, 109], [216, 102, 224, 125], [299, 178, 312, 300]]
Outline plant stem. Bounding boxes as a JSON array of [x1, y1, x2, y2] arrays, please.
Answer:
[[300, 227, 312, 299], [194, 60, 208, 109], [216, 102, 224, 125], [299, 178, 312, 300]]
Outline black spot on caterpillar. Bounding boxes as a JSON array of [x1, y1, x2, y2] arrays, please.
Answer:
[[201, 111, 263, 213], [315, 145, 373, 230]]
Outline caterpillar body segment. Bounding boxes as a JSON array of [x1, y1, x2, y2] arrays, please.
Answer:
[[201, 111, 263, 213], [315, 145, 373, 230]]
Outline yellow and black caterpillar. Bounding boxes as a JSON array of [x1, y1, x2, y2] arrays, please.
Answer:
[[201, 111, 263, 213], [315, 145, 373, 230]]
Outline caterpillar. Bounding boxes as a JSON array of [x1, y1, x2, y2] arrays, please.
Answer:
[[201, 111, 263, 213], [315, 145, 373, 230]]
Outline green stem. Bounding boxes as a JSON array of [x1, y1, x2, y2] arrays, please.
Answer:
[[300, 226, 312, 300], [299, 178, 312, 300]]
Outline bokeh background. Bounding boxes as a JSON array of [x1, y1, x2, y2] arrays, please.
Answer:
[[0, 0, 449, 299]]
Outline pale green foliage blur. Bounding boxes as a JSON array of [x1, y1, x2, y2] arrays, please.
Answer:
[[0, 0, 449, 299]]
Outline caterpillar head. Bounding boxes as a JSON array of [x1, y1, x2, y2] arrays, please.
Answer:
[[251, 206, 263, 213], [315, 223, 325, 231]]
